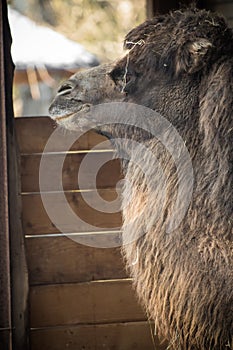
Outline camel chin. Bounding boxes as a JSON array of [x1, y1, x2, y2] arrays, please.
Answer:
[[49, 103, 95, 131]]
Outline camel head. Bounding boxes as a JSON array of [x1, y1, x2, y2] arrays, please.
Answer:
[[49, 7, 233, 140]]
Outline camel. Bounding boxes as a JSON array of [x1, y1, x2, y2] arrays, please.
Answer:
[[49, 8, 233, 350]]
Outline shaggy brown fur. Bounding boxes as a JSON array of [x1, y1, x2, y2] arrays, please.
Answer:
[[49, 8, 233, 350]]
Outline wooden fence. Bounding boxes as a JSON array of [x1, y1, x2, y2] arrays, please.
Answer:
[[15, 117, 166, 350]]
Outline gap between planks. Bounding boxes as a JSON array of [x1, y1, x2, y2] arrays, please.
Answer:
[[29, 278, 133, 288], [25, 230, 122, 238], [30, 319, 150, 331]]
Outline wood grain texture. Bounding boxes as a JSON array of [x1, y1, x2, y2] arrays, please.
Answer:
[[1, 2, 30, 348], [30, 280, 146, 328], [21, 152, 122, 193], [22, 190, 122, 235], [26, 236, 127, 285], [30, 321, 168, 350], [15, 117, 110, 154], [0, 3, 11, 343]]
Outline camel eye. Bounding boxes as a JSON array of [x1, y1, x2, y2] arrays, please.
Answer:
[[57, 83, 74, 96]]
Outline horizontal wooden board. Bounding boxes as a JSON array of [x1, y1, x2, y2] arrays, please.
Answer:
[[30, 321, 167, 350], [30, 280, 145, 328], [21, 152, 122, 193], [22, 190, 122, 235], [26, 236, 127, 285], [15, 117, 111, 154]]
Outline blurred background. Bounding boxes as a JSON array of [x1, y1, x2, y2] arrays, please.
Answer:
[[7, 0, 146, 116]]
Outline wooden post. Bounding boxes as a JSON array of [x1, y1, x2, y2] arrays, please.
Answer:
[[0, 1, 29, 349], [0, 2, 12, 349], [146, 0, 205, 18]]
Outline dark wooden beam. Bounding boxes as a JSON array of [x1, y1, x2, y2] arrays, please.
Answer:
[[1, 2, 29, 349], [146, 0, 206, 18], [0, 2, 12, 348]]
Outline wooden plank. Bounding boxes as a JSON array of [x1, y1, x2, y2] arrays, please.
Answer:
[[22, 190, 122, 235], [15, 117, 111, 154], [146, 0, 195, 16], [9, 137, 29, 350], [1, 2, 29, 349], [30, 280, 146, 328], [146, 0, 233, 19], [146, 0, 155, 18], [0, 2, 12, 349], [21, 152, 122, 193], [26, 236, 127, 285], [4, 3, 29, 348], [0, 330, 11, 350], [30, 322, 167, 350]]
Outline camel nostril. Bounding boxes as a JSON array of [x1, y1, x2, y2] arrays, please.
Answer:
[[57, 83, 74, 96]]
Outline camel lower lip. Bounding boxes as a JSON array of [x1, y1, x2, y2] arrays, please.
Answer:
[[53, 112, 76, 121], [52, 104, 92, 121]]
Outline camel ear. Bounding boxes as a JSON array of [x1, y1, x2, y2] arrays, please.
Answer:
[[176, 38, 213, 74]]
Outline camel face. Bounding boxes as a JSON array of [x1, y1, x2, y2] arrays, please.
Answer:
[[49, 63, 126, 130]]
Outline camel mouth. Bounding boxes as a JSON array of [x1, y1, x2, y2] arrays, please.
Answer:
[[54, 112, 77, 121], [50, 103, 92, 122]]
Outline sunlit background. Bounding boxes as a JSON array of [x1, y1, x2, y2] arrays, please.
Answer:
[[7, 0, 146, 116]]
